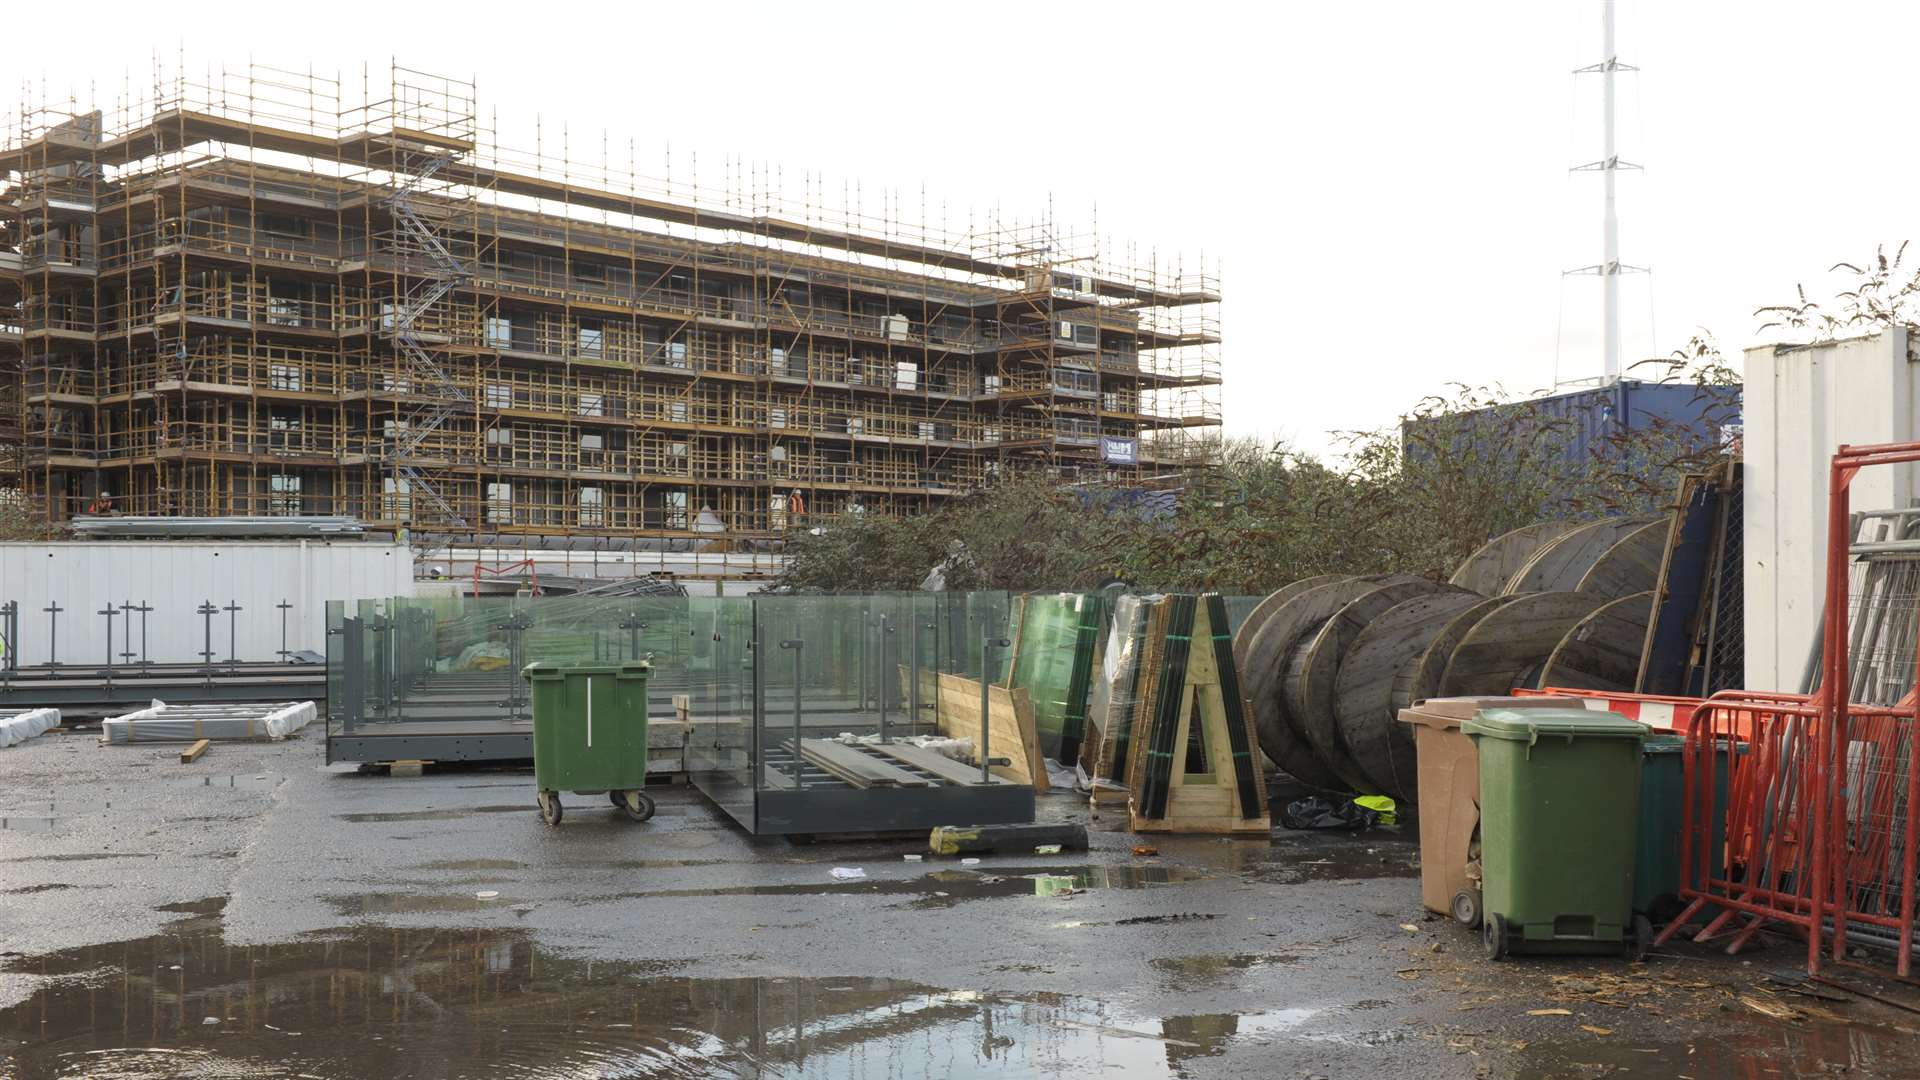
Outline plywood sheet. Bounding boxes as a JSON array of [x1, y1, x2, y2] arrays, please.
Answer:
[[930, 671, 1047, 791], [868, 740, 1010, 787]]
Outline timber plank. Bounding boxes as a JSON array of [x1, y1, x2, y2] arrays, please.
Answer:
[[868, 740, 1008, 786], [795, 738, 933, 788]]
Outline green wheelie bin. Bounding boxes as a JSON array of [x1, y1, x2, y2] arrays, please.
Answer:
[[1465, 708, 1649, 960], [523, 660, 654, 826], [1635, 734, 1739, 924]]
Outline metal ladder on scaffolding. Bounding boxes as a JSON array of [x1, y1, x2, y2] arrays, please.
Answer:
[[385, 145, 471, 527]]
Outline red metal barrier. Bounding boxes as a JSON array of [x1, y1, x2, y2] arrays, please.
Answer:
[[1514, 687, 1705, 732], [1522, 686, 1785, 740], [1659, 695, 1824, 965], [1522, 440, 1920, 977], [1817, 443, 1920, 976]]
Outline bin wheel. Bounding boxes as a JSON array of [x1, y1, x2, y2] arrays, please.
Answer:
[[617, 790, 655, 823], [609, 790, 625, 807], [1450, 888, 1483, 929], [1483, 913, 1508, 961], [537, 790, 562, 827], [1629, 913, 1653, 962]]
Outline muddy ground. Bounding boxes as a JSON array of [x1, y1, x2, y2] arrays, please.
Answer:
[[2, 729, 1918, 1078]]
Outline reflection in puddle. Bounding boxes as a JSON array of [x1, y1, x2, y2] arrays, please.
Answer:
[[325, 864, 1211, 916], [1, 915, 1305, 1079], [336, 804, 529, 823], [1136, 833, 1420, 885], [328, 893, 508, 915], [1017, 865, 1210, 892], [1251, 843, 1419, 885], [412, 858, 525, 871], [1150, 952, 1301, 989]]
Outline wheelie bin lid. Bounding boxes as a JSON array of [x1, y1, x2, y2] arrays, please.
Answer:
[[1463, 708, 1648, 742], [1642, 733, 1686, 755], [1398, 696, 1578, 731], [522, 660, 652, 680]]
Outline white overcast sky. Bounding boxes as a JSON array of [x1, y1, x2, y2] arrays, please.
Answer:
[[11, 1, 1916, 454]]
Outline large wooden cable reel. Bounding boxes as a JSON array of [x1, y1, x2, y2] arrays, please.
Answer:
[[1331, 590, 1489, 800], [1235, 576, 1417, 791], [1439, 591, 1613, 697], [1285, 579, 1464, 793]]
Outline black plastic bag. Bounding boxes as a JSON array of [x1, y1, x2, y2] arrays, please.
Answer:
[[1280, 795, 1389, 830]]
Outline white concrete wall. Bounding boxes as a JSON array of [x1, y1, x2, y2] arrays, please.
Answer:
[[1744, 328, 1920, 692], [0, 541, 413, 666]]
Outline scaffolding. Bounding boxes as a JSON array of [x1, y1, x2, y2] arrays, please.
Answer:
[[0, 60, 1223, 537]]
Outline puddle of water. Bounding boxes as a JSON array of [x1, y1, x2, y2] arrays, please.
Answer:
[[1150, 953, 1301, 989], [330, 893, 507, 915], [156, 897, 226, 916], [413, 858, 525, 872], [1022, 865, 1211, 890], [0, 920, 1328, 1079], [1249, 842, 1420, 885], [336, 804, 528, 823], [326, 864, 1211, 916], [575, 864, 1214, 908], [1141, 832, 1419, 885]]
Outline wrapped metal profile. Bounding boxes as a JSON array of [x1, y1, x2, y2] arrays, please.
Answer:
[[101, 701, 316, 743], [0, 708, 61, 747]]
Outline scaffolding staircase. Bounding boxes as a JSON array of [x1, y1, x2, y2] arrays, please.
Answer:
[[384, 144, 472, 527]]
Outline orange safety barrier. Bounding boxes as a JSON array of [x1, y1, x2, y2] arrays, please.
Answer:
[[1522, 435, 1920, 980]]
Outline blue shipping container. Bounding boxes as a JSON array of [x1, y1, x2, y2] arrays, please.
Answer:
[[1402, 378, 1742, 471]]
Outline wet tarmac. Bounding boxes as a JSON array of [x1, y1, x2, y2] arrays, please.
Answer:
[[4, 734, 1920, 1078], [0, 903, 1386, 1079]]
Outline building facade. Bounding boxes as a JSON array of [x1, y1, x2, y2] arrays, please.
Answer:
[[0, 66, 1221, 541]]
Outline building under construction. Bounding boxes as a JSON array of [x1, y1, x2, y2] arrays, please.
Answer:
[[0, 64, 1220, 542]]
